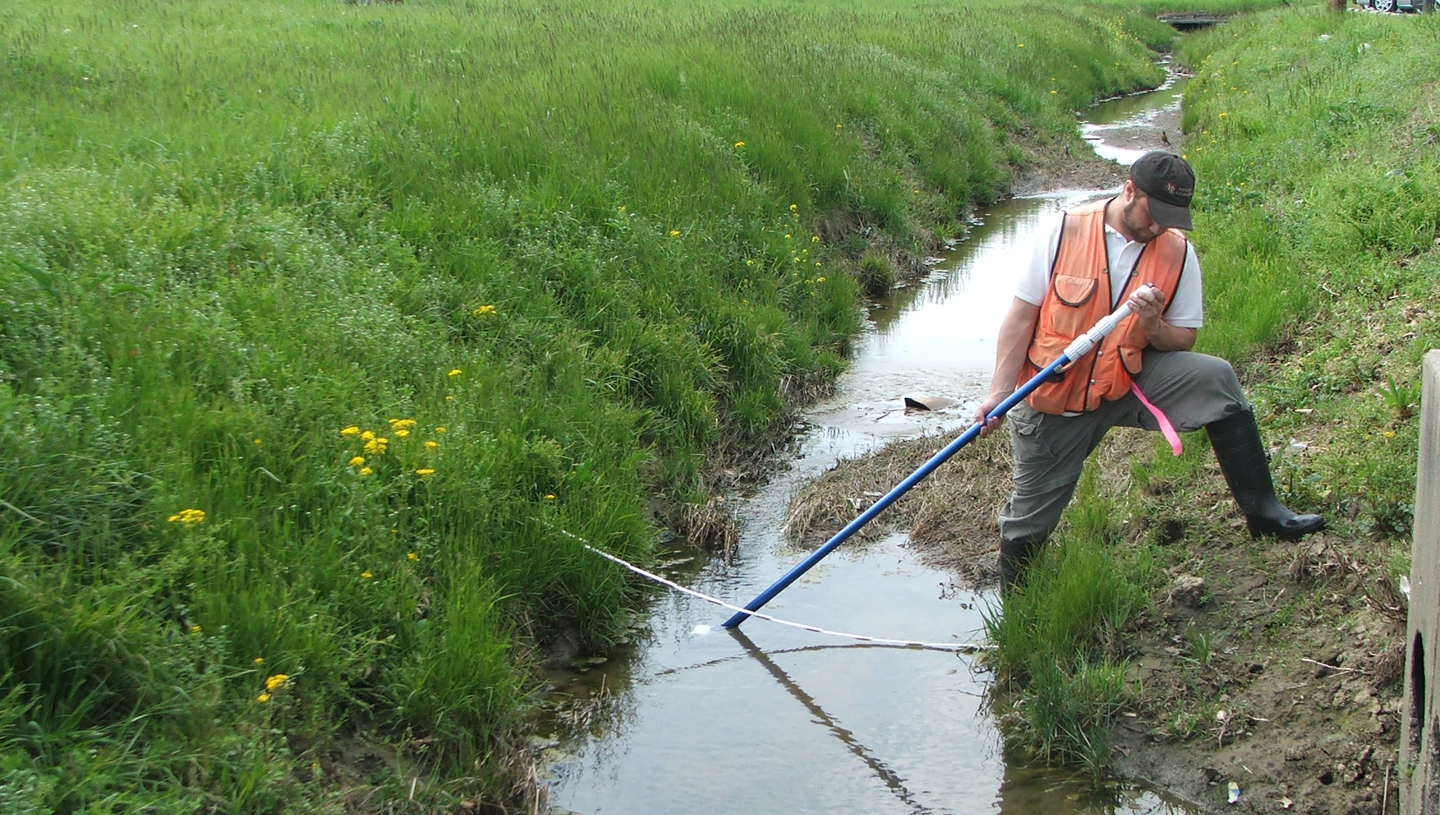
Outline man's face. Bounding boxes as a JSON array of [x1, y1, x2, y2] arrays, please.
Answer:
[[1120, 183, 1168, 244]]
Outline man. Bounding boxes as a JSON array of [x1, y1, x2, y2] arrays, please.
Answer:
[[972, 151, 1324, 591]]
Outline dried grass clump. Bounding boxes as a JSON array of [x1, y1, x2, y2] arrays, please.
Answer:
[[784, 429, 1014, 587]]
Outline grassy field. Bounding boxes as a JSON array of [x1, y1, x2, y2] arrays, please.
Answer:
[[986, 1, 1440, 779], [0, 0, 1296, 810]]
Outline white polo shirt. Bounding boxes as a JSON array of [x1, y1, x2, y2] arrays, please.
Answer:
[[1016, 211, 1204, 329]]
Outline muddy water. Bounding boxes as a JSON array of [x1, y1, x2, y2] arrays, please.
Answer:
[[537, 80, 1193, 815]]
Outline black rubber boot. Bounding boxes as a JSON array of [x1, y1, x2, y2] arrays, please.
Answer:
[[1206, 409, 1325, 540], [999, 537, 1044, 594]]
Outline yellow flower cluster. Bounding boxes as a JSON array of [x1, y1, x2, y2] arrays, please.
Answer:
[[472, 304, 497, 317], [416, 469, 435, 477], [168, 508, 206, 527], [257, 673, 290, 703], [343, 418, 439, 478]]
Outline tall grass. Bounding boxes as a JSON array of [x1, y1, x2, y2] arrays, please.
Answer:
[[0, 0, 1292, 808], [990, 0, 1440, 779]]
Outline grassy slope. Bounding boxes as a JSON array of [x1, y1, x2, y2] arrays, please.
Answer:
[[987, 2, 1440, 788], [0, 0, 1291, 810]]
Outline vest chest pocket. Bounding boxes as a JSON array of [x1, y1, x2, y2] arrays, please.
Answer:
[[1048, 274, 1099, 337]]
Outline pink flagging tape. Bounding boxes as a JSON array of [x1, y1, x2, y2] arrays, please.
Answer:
[[547, 523, 989, 654], [1131, 382, 1183, 456]]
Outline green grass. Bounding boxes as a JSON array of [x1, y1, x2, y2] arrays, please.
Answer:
[[0, 0, 1297, 809], [989, 0, 1440, 780]]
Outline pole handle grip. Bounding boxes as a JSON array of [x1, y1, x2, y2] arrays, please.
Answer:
[[1060, 285, 1150, 361]]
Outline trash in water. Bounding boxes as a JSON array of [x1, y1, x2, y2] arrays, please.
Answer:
[[692, 625, 713, 636], [903, 394, 957, 411]]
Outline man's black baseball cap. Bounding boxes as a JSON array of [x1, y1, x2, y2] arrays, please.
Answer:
[[1130, 151, 1195, 231]]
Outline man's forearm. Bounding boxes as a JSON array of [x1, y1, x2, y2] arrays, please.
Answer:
[[986, 299, 1043, 399], [1143, 322, 1197, 353]]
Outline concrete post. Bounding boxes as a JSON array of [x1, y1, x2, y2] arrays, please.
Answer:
[[1402, 350, 1440, 815]]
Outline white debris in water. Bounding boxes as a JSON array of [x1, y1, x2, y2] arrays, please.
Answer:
[[692, 625, 713, 636]]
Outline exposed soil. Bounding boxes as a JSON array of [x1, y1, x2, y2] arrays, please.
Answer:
[[782, 140, 1405, 814]]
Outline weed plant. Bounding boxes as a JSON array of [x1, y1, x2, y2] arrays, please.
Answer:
[[989, 0, 1440, 780]]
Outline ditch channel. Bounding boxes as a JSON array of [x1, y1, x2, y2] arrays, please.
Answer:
[[534, 70, 1192, 815]]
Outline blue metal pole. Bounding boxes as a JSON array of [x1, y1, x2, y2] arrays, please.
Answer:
[[721, 297, 1142, 629]]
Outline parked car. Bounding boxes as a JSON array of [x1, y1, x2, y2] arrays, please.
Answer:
[[1361, 0, 1434, 11]]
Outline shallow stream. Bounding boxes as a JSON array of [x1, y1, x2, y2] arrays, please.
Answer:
[[537, 74, 1193, 815]]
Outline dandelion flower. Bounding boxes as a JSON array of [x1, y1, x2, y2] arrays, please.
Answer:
[[416, 468, 435, 477], [364, 437, 388, 455], [265, 674, 290, 691], [425, 441, 439, 450], [350, 456, 365, 467], [408, 552, 419, 562], [168, 509, 206, 527], [361, 430, 376, 441], [361, 571, 373, 580], [473, 304, 497, 317], [544, 494, 556, 501], [257, 693, 271, 703], [811, 236, 819, 243], [435, 426, 447, 434], [341, 426, 360, 437], [254, 438, 262, 445], [734, 141, 745, 148], [359, 467, 373, 477], [789, 204, 797, 212], [395, 429, 410, 439], [669, 230, 681, 237], [817, 277, 826, 283], [449, 369, 462, 377], [1384, 431, 1397, 438], [254, 657, 264, 665], [190, 624, 202, 634]]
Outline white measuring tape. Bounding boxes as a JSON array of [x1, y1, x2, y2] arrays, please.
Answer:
[[550, 524, 990, 654]]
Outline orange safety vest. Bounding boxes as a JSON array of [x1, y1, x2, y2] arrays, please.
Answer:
[[1020, 198, 1190, 415]]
